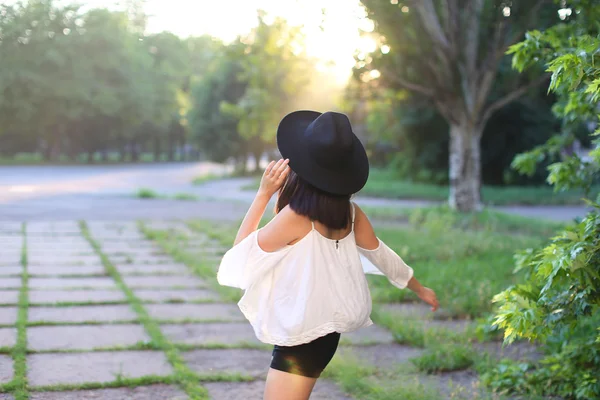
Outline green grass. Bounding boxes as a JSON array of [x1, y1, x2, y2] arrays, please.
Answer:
[[135, 188, 161, 199], [371, 307, 474, 347], [366, 221, 546, 317], [323, 354, 443, 400], [410, 343, 476, 373], [363, 205, 567, 237], [81, 221, 210, 399], [173, 193, 199, 201], [361, 168, 595, 206], [6, 222, 30, 400], [134, 189, 200, 202], [192, 173, 228, 185]]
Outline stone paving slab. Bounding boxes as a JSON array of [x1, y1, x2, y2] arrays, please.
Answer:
[[161, 323, 259, 346], [203, 380, 351, 400], [0, 394, 14, 400], [135, 289, 219, 303], [27, 257, 102, 267], [0, 307, 17, 325], [475, 341, 543, 362], [0, 267, 22, 276], [28, 266, 106, 276], [123, 276, 206, 289], [0, 258, 21, 268], [117, 264, 190, 275], [29, 385, 187, 400], [380, 302, 458, 320], [27, 251, 96, 257], [110, 256, 174, 265], [0, 354, 13, 383], [28, 351, 173, 387], [337, 344, 424, 369], [29, 290, 126, 304], [0, 278, 20, 289], [0, 327, 16, 347], [0, 290, 19, 305], [29, 277, 117, 289], [28, 305, 137, 323], [146, 303, 244, 322], [342, 325, 395, 345], [28, 325, 149, 351], [184, 348, 270, 378]]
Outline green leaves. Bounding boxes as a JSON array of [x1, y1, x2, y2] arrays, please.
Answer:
[[493, 4, 600, 396]]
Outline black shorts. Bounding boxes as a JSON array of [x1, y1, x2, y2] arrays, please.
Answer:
[[270, 332, 341, 378]]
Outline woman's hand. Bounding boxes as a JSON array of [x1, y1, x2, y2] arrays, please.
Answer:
[[417, 287, 439, 312], [258, 159, 290, 199]]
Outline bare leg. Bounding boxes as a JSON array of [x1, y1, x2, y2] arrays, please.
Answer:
[[263, 368, 318, 400]]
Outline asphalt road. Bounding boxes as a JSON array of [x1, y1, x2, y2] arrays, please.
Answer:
[[0, 163, 590, 222]]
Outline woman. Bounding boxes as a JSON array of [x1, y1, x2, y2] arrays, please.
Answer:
[[217, 111, 439, 400]]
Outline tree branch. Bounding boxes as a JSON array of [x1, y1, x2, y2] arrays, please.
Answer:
[[384, 70, 436, 98], [465, 0, 484, 76], [410, 0, 451, 51], [480, 74, 550, 127]]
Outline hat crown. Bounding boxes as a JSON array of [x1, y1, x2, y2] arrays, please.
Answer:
[[305, 112, 354, 167]]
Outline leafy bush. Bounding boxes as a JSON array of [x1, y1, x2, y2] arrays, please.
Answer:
[[489, 3, 600, 398]]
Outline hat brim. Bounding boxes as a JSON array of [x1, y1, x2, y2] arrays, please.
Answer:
[[277, 110, 369, 195]]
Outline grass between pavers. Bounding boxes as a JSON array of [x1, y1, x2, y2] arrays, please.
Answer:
[[139, 222, 241, 303], [323, 354, 445, 400], [25, 341, 271, 355], [4, 223, 30, 399], [81, 221, 231, 399], [27, 301, 130, 307], [30, 372, 252, 393], [370, 307, 476, 348]]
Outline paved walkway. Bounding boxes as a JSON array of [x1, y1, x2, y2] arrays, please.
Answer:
[[0, 164, 590, 221], [0, 220, 539, 399]]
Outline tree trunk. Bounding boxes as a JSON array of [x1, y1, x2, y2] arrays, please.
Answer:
[[87, 150, 94, 164], [153, 137, 161, 162], [252, 150, 262, 172], [448, 124, 483, 212], [168, 135, 175, 162], [130, 140, 139, 162], [101, 149, 109, 163]]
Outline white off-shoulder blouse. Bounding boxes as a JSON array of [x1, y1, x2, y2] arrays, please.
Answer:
[[217, 211, 414, 346]]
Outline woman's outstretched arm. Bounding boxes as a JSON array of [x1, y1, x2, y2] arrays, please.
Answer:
[[354, 203, 439, 312], [234, 159, 289, 245]]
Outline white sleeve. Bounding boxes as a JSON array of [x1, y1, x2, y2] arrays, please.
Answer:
[[358, 239, 414, 289], [217, 230, 290, 290]]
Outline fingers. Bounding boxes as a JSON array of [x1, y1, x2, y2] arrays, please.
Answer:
[[264, 161, 276, 176], [269, 159, 289, 178]]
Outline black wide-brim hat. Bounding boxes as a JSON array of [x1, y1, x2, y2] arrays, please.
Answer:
[[277, 110, 369, 195]]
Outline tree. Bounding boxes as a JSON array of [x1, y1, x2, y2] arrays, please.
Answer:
[[359, 0, 557, 211], [221, 12, 312, 171], [489, 2, 600, 398], [189, 42, 247, 167]]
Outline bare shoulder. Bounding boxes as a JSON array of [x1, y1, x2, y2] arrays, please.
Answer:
[[258, 205, 311, 252]]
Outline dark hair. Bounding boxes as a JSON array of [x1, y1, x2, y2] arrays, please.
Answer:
[[276, 170, 351, 230]]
